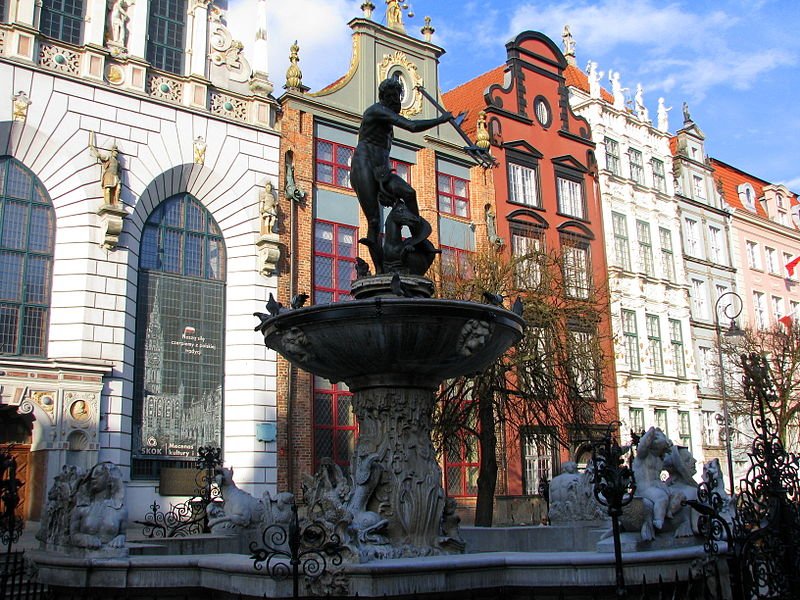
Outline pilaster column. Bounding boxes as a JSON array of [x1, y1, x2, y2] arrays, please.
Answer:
[[187, 0, 211, 78], [84, 0, 107, 47], [12, 0, 36, 25], [127, 0, 148, 60]]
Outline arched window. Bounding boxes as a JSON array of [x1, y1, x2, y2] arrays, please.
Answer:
[[40, 0, 84, 45], [132, 194, 226, 478], [0, 157, 55, 358]]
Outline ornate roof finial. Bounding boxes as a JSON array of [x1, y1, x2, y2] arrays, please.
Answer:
[[285, 41, 304, 91], [476, 111, 490, 151], [562, 25, 576, 66], [421, 16, 434, 42], [386, 0, 405, 33], [361, 1, 376, 18]]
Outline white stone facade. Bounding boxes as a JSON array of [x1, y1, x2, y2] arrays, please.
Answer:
[[0, 0, 280, 520], [568, 80, 704, 465]]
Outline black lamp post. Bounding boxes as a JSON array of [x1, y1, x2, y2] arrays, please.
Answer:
[[713, 291, 744, 494], [591, 422, 636, 598]]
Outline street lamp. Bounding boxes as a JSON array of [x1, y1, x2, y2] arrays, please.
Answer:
[[713, 290, 744, 495]]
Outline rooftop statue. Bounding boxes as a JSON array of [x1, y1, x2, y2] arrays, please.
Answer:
[[350, 78, 451, 274]]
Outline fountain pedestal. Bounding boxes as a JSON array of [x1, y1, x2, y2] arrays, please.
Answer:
[[258, 277, 524, 559]]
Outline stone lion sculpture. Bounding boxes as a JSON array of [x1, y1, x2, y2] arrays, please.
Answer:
[[69, 462, 127, 551]]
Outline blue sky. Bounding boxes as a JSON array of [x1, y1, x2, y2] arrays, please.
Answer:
[[228, 0, 800, 191]]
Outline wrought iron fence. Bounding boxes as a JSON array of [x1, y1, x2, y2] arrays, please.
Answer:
[[689, 352, 800, 600], [136, 445, 223, 538], [250, 501, 346, 599]]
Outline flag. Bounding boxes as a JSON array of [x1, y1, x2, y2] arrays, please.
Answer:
[[779, 315, 793, 327], [786, 255, 800, 277]]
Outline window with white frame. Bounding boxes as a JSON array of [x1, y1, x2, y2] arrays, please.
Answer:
[[557, 176, 584, 219], [702, 410, 719, 446], [654, 408, 668, 436], [646, 314, 663, 374], [698, 345, 715, 388], [684, 217, 701, 257], [669, 319, 686, 378], [691, 279, 708, 319], [659, 227, 675, 281], [765, 247, 779, 274], [784, 252, 796, 279], [629, 408, 645, 435], [508, 163, 540, 207], [708, 225, 723, 264], [629, 148, 644, 184], [568, 328, 599, 400], [772, 296, 785, 324], [622, 309, 640, 373], [791, 300, 800, 319], [637, 220, 654, 276], [753, 291, 767, 329], [693, 175, 705, 200], [678, 411, 692, 447], [746, 241, 761, 269], [562, 237, 591, 299], [651, 159, 666, 192], [605, 138, 621, 175], [521, 429, 558, 496], [511, 225, 544, 288], [612, 212, 631, 271]]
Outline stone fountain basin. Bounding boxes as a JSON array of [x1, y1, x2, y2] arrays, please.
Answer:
[[259, 297, 525, 390]]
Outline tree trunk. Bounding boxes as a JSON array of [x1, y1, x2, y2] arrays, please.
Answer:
[[474, 385, 497, 527]]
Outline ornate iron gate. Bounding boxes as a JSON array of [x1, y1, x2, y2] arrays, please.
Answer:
[[690, 353, 800, 599]]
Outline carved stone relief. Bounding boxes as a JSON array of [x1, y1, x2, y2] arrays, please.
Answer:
[[39, 44, 81, 76]]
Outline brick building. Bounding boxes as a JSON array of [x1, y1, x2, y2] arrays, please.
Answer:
[[442, 31, 618, 502], [273, 6, 494, 501]]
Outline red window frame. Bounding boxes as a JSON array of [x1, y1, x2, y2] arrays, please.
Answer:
[[440, 245, 473, 280], [437, 172, 470, 218], [444, 432, 480, 497], [315, 139, 354, 190], [312, 377, 357, 472], [390, 159, 412, 183], [313, 220, 358, 304]]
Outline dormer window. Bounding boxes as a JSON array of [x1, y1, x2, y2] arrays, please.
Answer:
[[737, 183, 756, 211]]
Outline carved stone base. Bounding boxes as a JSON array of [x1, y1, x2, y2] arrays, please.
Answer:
[[351, 274, 434, 299], [97, 203, 127, 249], [350, 385, 452, 556], [256, 233, 281, 277]]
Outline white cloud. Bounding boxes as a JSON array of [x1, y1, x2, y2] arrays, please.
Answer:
[[782, 176, 800, 193], [226, 0, 362, 91]]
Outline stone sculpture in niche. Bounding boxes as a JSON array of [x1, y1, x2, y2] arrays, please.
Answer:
[[350, 78, 451, 274], [107, 0, 135, 52], [260, 181, 279, 235], [88, 132, 121, 206]]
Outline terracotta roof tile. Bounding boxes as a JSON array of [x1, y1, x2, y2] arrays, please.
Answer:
[[442, 65, 506, 139], [564, 64, 614, 103], [711, 158, 799, 230]]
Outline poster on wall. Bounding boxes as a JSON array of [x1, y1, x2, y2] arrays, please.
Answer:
[[134, 274, 224, 460]]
